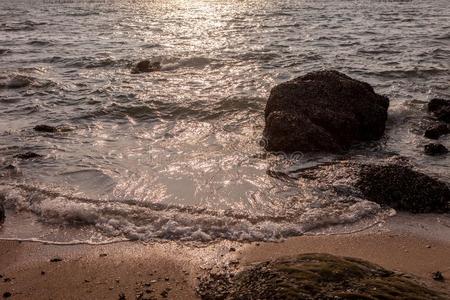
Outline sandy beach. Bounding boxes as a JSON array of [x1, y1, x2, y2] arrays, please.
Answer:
[[1, 213, 449, 299]]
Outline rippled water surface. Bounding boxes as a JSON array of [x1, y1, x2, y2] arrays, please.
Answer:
[[0, 0, 449, 243]]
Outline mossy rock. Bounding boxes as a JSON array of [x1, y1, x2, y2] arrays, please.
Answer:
[[198, 253, 447, 300]]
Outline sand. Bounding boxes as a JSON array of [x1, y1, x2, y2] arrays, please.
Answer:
[[0, 213, 449, 299]]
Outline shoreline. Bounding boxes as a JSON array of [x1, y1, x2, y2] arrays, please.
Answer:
[[0, 213, 449, 299]]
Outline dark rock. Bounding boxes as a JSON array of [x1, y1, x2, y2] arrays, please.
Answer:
[[263, 70, 389, 152], [428, 98, 450, 123], [99, 253, 107, 257], [3, 292, 11, 298], [34, 124, 58, 133], [424, 143, 448, 156], [131, 60, 161, 74], [3, 75, 31, 89], [0, 201, 4, 223], [357, 164, 449, 213], [118, 292, 126, 300], [432, 271, 444, 281], [3, 164, 16, 170], [14, 152, 42, 159], [198, 253, 445, 300], [424, 123, 449, 139], [50, 257, 62, 262]]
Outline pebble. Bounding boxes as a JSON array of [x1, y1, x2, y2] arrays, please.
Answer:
[[432, 271, 445, 281], [3, 292, 11, 298], [50, 257, 62, 262]]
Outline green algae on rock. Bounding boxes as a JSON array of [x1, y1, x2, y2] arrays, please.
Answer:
[[198, 253, 447, 300]]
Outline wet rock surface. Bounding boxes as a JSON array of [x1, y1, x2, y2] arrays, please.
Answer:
[[131, 60, 161, 74], [198, 253, 445, 300], [424, 143, 449, 156], [357, 164, 449, 213], [263, 70, 389, 152], [428, 98, 450, 123]]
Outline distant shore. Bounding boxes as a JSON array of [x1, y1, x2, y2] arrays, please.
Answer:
[[1, 213, 449, 299]]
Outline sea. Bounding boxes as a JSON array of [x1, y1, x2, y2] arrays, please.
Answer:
[[0, 0, 449, 244]]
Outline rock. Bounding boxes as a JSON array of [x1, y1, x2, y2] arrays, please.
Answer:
[[424, 123, 449, 139], [357, 164, 449, 213], [14, 152, 43, 159], [428, 98, 450, 123], [131, 60, 161, 74], [4, 75, 31, 89], [50, 257, 62, 262], [34, 124, 58, 132], [0, 200, 5, 223], [263, 70, 389, 152], [424, 143, 448, 156], [432, 271, 444, 281], [3, 292, 11, 298], [118, 292, 126, 300], [198, 253, 445, 300]]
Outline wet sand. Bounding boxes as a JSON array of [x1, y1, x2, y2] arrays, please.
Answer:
[[1, 214, 449, 299]]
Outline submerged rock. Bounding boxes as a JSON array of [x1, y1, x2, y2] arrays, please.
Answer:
[[424, 123, 449, 139], [14, 152, 43, 159], [357, 164, 449, 213], [1, 75, 32, 89], [34, 124, 58, 132], [263, 70, 389, 152], [131, 60, 161, 74], [198, 253, 445, 300], [424, 143, 448, 156], [428, 98, 450, 123]]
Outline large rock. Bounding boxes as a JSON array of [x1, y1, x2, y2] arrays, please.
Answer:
[[428, 98, 450, 123], [263, 70, 389, 152], [198, 253, 445, 300], [357, 164, 449, 213]]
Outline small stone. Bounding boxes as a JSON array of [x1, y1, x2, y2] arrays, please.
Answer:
[[432, 271, 444, 281], [424, 124, 449, 139], [3, 292, 11, 298], [424, 143, 448, 156], [34, 124, 58, 133], [14, 152, 42, 159], [99, 253, 107, 257], [131, 60, 161, 74], [50, 257, 62, 262], [118, 292, 126, 300], [160, 290, 168, 298], [426, 245, 431, 249], [229, 247, 236, 252], [41, 271, 45, 275]]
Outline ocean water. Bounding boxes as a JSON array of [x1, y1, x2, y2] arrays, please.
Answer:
[[0, 0, 449, 243]]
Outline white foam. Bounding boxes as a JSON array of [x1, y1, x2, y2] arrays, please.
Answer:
[[0, 182, 388, 244]]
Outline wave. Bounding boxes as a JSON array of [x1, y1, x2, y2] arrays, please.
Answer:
[[0, 181, 387, 243], [73, 96, 264, 122]]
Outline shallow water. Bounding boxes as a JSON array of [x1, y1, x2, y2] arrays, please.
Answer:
[[0, 0, 449, 243]]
